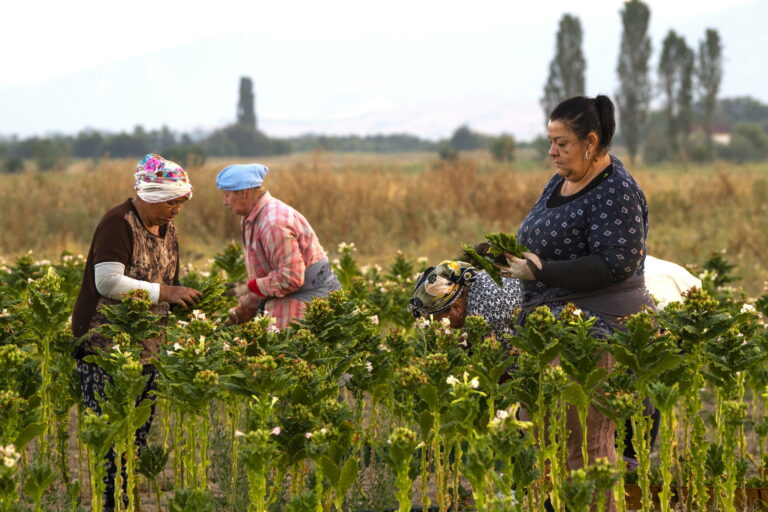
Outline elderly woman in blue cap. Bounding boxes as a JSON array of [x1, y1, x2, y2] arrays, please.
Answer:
[[216, 163, 340, 328]]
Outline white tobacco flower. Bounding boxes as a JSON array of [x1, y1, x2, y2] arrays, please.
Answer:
[[377, 343, 391, 353], [305, 432, 313, 439], [440, 317, 451, 327], [469, 377, 480, 389], [176, 320, 189, 327], [573, 308, 582, 317], [3, 457, 15, 468], [194, 348, 201, 355], [496, 409, 510, 420], [416, 317, 431, 329], [417, 256, 428, 265], [332, 258, 340, 266], [365, 361, 373, 373], [369, 315, 379, 325], [234, 430, 246, 437], [337, 242, 356, 252], [173, 342, 182, 351], [0, 309, 10, 318], [741, 304, 756, 314], [223, 343, 231, 351], [320, 427, 327, 435], [192, 310, 206, 321], [416, 441, 426, 449], [271, 427, 281, 436], [446, 375, 460, 386]]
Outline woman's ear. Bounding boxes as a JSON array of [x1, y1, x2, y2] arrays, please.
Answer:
[[447, 292, 467, 328], [587, 131, 600, 154]]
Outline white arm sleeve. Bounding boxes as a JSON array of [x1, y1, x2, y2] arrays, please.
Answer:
[[94, 262, 161, 304]]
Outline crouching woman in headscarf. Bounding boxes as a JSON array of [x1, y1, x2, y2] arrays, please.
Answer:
[[71, 153, 201, 511], [408, 260, 523, 338]]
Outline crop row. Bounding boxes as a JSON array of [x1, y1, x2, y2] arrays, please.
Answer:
[[0, 245, 767, 512]]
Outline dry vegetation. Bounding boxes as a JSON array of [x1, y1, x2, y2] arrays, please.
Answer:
[[1, 151, 767, 295]]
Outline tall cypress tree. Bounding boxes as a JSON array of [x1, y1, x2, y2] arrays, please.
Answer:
[[541, 14, 586, 125], [659, 31, 695, 161], [616, 0, 652, 165], [697, 29, 723, 161], [237, 77, 257, 129]]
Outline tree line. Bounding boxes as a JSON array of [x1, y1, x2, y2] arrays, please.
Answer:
[[2, 3, 767, 172], [541, 0, 768, 164]]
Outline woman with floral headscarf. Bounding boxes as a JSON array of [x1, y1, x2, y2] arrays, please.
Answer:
[[71, 153, 200, 511]]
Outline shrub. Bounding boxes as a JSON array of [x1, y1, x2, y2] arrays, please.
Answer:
[[3, 156, 24, 173]]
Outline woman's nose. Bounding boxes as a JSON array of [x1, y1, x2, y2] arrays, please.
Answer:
[[548, 144, 558, 157]]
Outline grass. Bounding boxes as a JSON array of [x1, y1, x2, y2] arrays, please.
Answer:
[[1, 151, 767, 296]]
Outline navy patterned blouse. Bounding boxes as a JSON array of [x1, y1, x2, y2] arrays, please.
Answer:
[[466, 272, 523, 338], [517, 155, 649, 302]]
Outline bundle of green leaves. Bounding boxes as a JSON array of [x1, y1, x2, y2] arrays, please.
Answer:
[[462, 232, 529, 286]]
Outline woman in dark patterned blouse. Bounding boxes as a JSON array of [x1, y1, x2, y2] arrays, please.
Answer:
[[498, 95, 654, 511]]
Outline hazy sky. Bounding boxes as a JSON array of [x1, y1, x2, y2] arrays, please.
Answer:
[[1, 0, 765, 141]]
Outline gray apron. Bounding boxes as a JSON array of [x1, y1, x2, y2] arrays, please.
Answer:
[[258, 258, 342, 313]]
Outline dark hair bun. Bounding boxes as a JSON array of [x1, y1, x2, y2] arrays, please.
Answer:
[[550, 95, 616, 152]]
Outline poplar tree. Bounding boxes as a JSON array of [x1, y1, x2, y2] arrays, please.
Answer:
[[237, 77, 257, 129], [541, 14, 586, 125], [616, 0, 652, 165], [658, 31, 695, 161], [696, 29, 723, 160]]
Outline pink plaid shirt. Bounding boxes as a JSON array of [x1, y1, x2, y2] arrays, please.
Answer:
[[235, 192, 327, 328]]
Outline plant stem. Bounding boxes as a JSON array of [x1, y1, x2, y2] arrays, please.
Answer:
[[420, 444, 431, 511], [452, 441, 462, 511]]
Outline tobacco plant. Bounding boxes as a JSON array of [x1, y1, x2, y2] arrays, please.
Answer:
[[23, 267, 71, 453], [22, 460, 54, 512], [0, 444, 21, 512], [137, 444, 169, 508], [380, 427, 420, 512], [84, 347, 153, 512]]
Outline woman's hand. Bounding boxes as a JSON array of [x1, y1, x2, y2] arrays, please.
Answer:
[[496, 252, 542, 281], [225, 307, 241, 326], [159, 285, 202, 308]]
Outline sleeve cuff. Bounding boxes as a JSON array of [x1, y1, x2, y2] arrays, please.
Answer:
[[149, 283, 161, 304], [247, 279, 265, 298]]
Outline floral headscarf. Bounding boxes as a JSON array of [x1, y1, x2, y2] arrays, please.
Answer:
[[134, 153, 193, 203], [408, 260, 477, 318]]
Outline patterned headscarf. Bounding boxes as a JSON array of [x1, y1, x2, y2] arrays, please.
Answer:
[[408, 260, 478, 318], [134, 154, 193, 203]]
